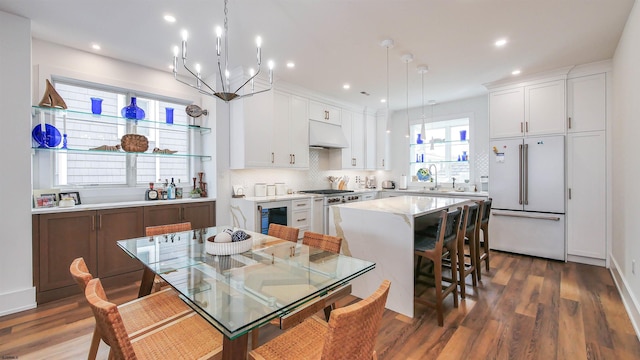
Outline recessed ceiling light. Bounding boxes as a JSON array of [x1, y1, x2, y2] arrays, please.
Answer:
[[164, 14, 176, 23], [92, 44, 101, 50], [512, 69, 521, 75], [343, 84, 350, 90], [495, 38, 507, 47], [286, 62, 295, 68], [380, 99, 387, 103]]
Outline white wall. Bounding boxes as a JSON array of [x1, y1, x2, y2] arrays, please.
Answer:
[[611, 0, 640, 334], [387, 95, 489, 188], [0, 11, 35, 316]]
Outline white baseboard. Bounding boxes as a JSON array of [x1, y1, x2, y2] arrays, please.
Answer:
[[609, 256, 640, 341], [567, 254, 606, 267], [0, 286, 36, 317]]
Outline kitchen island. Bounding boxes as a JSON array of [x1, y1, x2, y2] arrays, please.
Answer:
[[328, 195, 471, 317]]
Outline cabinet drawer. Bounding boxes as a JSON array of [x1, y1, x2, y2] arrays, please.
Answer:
[[292, 210, 310, 228], [292, 198, 311, 210]]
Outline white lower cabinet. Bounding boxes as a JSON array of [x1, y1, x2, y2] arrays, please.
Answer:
[[567, 131, 606, 263], [291, 198, 311, 239], [311, 197, 324, 234]]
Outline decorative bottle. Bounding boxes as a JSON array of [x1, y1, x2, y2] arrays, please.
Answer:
[[121, 97, 145, 120], [416, 133, 423, 144]]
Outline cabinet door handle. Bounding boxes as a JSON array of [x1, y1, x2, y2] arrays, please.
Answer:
[[324, 110, 329, 120], [568, 188, 572, 199], [520, 122, 523, 133], [568, 117, 572, 129], [271, 152, 275, 163], [526, 122, 529, 133], [297, 218, 307, 222], [314, 198, 323, 202], [91, 215, 95, 231], [292, 154, 295, 164], [98, 215, 102, 230], [297, 203, 306, 207], [382, 159, 385, 167]]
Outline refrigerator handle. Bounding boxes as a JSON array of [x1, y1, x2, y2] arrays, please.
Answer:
[[524, 143, 529, 205], [518, 144, 523, 204]]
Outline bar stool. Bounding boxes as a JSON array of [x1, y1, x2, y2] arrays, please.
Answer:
[[414, 208, 462, 326], [268, 223, 300, 242], [476, 198, 492, 280], [458, 203, 480, 298]]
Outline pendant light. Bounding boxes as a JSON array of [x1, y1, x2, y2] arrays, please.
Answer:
[[380, 39, 394, 133], [429, 100, 437, 150], [417, 65, 429, 142], [401, 54, 413, 138]]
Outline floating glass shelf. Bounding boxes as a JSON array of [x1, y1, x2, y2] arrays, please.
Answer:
[[31, 146, 212, 161]]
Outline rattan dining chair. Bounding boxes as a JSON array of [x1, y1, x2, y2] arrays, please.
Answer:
[[145, 221, 192, 236], [302, 231, 342, 254], [414, 208, 462, 327], [145, 222, 192, 291], [251, 228, 342, 349], [84, 278, 223, 360], [249, 280, 390, 360], [70, 257, 193, 360], [268, 223, 300, 242], [476, 198, 492, 280]]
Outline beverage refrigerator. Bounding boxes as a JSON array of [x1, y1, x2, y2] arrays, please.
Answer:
[[488, 135, 565, 260]]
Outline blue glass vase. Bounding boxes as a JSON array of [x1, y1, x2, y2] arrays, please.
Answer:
[[416, 133, 423, 144], [121, 97, 145, 120]]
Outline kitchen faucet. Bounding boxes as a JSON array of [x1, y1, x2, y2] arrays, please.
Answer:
[[428, 164, 438, 190]]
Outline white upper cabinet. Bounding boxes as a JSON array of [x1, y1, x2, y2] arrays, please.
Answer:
[[273, 91, 309, 168], [365, 113, 377, 170], [230, 89, 274, 169], [340, 109, 365, 169], [490, 79, 566, 138], [309, 100, 341, 125], [376, 111, 389, 170], [230, 87, 308, 169], [524, 80, 566, 136], [489, 87, 524, 138], [567, 73, 606, 133]]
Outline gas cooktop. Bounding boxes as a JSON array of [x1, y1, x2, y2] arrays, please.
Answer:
[[299, 189, 355, 195]]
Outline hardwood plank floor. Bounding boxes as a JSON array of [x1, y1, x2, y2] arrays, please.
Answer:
[[1, 250, 639, 359]]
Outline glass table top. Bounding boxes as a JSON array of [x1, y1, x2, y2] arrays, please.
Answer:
[[117, 226, 375, 339]]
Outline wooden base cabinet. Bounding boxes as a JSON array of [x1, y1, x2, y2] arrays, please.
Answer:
[[33, 201, 216, 303], [35, 208, 142, 303], [143, 201, 215, 230]]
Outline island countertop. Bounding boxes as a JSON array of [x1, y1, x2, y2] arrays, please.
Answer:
[[334, 195, 471, 217]]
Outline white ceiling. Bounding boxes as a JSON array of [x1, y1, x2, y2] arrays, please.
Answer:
[[0, 0, 634, 111]]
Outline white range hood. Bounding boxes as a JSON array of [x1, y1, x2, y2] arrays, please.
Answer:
[[308, 120, 349, 149]]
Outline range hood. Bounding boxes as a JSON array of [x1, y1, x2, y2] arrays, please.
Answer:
[[309, 120, 349, 149]]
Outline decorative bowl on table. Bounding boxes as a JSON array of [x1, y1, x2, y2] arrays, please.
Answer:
[[206, 232, 253, 255], [416, 168, 431, 182]]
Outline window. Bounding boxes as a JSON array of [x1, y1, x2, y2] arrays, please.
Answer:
[[410, 116, 470, 184], [51, 82, 191, 187]]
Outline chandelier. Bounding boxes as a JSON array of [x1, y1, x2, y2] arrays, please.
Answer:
[[172, 0, 273, 102]]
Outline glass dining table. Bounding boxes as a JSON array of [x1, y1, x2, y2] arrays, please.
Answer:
[[117, 226, 375, 360]]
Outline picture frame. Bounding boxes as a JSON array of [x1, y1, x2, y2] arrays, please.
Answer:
[[35, 194, 57, 208], [59, 191, 81, 205]]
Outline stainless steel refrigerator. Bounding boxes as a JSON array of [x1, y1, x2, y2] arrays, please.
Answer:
[[489, 135, 565, 260]]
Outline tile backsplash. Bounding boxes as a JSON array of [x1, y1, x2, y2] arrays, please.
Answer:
[[229, 149, 375, 196]]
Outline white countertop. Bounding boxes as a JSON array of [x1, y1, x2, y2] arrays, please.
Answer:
[[381, 188, 489, 197], [235, 193, 317, 202], [32, 197, 216, 214], [334, 195, 471, 217]]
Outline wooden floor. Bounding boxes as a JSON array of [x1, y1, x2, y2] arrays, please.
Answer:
[[1, 250, 639, 359]]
